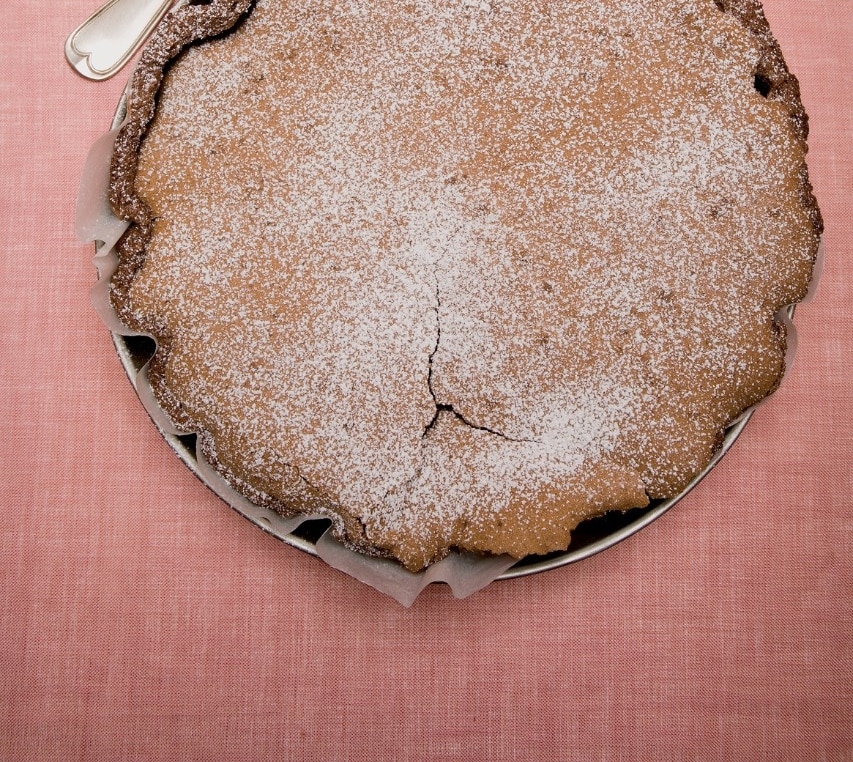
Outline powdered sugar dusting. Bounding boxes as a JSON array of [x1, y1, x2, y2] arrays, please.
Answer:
[[119, 0, 819, 569]]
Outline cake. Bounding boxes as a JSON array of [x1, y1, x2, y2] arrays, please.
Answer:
[[107, 0, 821, 571]]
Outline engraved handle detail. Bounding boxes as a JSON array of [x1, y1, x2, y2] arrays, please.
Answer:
[[65, 0, 177, 81]]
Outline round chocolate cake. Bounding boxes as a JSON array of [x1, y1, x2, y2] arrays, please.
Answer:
[[108, 0, 821, 571]]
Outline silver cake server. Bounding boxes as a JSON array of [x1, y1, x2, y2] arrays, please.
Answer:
[[65, 0, 179, 81]]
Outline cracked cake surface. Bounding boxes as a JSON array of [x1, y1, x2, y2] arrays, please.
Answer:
[[108, 0, 821, 571]]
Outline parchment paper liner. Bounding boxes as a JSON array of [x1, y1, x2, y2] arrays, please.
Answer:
[[78, 87, 823, 607]]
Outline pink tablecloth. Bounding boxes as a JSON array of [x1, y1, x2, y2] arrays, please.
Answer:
[[1, 1, 850, 759]]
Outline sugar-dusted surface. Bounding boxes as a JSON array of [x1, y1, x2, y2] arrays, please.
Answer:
[[117, 0, 819, 569]]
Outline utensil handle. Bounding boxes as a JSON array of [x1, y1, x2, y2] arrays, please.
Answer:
[[65, 0, 177, 81]]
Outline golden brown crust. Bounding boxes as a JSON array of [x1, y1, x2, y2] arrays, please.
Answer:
[[106, 0, 822, 571], [110, 0, 254, 336], [109, 0, 255, 433], [718, 0, 823, 239]]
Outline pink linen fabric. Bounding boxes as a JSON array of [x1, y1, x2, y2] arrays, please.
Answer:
[[1, 1, 850, 759]]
